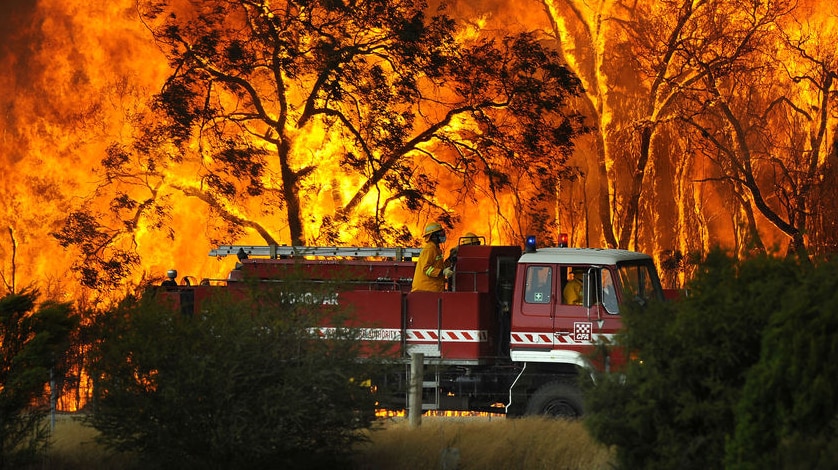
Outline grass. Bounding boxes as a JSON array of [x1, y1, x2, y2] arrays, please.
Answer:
[[43, 414, 138, 470], [353, 415, 614, 470], [42, 413, 613, 469]]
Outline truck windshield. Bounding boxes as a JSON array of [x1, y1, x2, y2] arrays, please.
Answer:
[[616, 261, 663, 305]]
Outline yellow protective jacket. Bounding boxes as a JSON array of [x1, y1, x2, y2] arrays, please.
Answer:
[[563, 278, 583, 305], [411, 241, 445, 292]]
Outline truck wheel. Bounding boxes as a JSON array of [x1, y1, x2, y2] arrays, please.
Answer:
[[525, 382, 584, 419]]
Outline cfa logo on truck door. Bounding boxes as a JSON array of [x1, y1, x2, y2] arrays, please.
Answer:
[[574, 322, 592, 342]]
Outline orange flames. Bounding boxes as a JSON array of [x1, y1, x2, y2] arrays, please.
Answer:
[[0, 0, 554, 302], [0, 0, 834, 416], [1, 0, 836, 305]]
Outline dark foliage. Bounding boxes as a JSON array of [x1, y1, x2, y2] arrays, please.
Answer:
[[85, 281, 389, 469], [586, 250, 838, 468], [0, 289, 78, 469], [50, 209, 142, 290], [726, 257, 838, 469], [134, 0, 587, 245]]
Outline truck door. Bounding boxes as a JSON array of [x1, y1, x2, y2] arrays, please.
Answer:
[[554, 266, 621, 351], [514, 265, 557, 349], [554, 266, 624, 367], [552, 266, 587, 348], [589, 267, 624, 370], [587, 267, 623, 335]]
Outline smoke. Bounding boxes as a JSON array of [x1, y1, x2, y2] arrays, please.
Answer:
[[0, 0, 39, 56], [456, 0, 550, 32], [0, 0, 41, 165]]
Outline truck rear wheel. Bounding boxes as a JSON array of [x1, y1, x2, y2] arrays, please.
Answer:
[[525, 382, 584, 419]]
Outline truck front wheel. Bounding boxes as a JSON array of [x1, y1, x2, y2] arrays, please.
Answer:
[[525, 382, 584, 419]]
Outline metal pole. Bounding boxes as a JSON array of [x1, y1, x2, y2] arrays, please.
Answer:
[[50, 366, 56, 431], [408, 352, 424, 427]]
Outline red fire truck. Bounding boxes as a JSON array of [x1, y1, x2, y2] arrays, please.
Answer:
[[158, 236, 665, 417]]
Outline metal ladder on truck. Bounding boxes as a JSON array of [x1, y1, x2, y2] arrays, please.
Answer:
[[210, 245, 422, 261]]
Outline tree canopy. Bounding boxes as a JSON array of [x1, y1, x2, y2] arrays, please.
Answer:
[[51, 0, 588, 290]]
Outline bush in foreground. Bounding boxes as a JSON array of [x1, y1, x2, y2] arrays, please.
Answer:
[[0, 289, 77, 469], [585, 251, 838, 469], [85, 283, 383, 469], [726, 256, 838, 469]]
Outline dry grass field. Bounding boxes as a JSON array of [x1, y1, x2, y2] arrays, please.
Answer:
[[354, 415, 614, 470], [42, 413, 613, 469], [43, 414, 139, 470]]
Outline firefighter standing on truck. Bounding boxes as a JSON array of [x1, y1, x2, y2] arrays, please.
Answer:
[[445, 232, 481, 267], [411, 222, 453, 292]]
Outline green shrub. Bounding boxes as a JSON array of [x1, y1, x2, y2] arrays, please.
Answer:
[[0, 288, 78, 469], [85, 283, 385, 469], [726, 257, 838, 469], [584, 250, 797, 469]]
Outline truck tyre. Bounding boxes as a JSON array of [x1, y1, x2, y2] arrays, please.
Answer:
[[525, 382, 584, 418]]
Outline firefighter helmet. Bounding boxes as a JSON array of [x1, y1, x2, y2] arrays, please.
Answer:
[[423, 222, 444, 240], [461, 232, 480, 245]]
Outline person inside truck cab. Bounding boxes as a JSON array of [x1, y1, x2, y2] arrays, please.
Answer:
[[563, 267, 585, 305], [411, 222, 454, 292]]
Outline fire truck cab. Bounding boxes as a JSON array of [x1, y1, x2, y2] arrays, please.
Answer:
[[503, 243, 664, 416], [158, 238, 665, 417]]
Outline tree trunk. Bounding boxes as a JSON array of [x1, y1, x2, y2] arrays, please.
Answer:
[[617, 125, 653, 249], [276, 138, 306, 246]]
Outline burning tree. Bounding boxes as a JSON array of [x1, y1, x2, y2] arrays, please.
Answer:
[[140, 0, 586, 244], [678, 6, 838, 259], [52, 0, 587, 289], [541, 0, 838, 265], [543, 0, 793, 251]]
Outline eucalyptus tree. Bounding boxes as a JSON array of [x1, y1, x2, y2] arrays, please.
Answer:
[[54, 0, 588, 289], [542, 0, 793, 257], [137, 0, 588, 245], [679, 8, 837, 258]]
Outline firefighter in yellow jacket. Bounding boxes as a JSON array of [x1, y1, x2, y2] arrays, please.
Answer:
[[411, 222, 453, 292]]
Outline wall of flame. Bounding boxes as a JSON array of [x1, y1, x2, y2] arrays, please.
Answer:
[[0, 0, 836, 304]]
